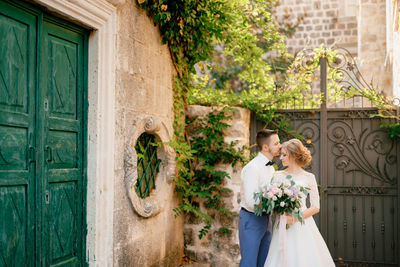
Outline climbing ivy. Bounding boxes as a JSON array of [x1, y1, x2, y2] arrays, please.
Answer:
[[173, 108, 247, 238]]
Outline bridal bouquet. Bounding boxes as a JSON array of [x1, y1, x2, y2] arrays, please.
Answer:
[[254, 175, 309, 226]]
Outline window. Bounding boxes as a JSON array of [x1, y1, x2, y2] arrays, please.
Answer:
[[135, 133, 161, 198]]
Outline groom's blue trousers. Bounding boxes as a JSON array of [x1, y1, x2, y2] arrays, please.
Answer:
[[238, 208, 271, 267]]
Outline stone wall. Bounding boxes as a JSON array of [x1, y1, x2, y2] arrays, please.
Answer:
[[184, 105, 250, 267], [275, 0, 358, 55], [393, 17, 400, 100], [113, 1, 183, 266], [276, 0, 393, 96], [358, 0, 392, 96]]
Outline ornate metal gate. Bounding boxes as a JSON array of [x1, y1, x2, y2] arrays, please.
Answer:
[[250, 48, 400, 266]]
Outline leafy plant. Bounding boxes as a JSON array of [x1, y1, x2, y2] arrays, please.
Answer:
[[216, 227, 232, 236], [370, 113, 400, 139], [171, 108, 247, 238]]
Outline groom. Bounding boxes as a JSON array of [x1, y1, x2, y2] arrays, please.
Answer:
[[239, 129, 281, 267]]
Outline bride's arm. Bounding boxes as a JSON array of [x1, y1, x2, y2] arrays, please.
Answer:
[[287, 174, 320, 223], [300, 206, 320, 220], [287, 207, 319, 223]]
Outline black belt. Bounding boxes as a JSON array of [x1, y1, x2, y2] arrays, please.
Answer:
[[241, 207, 268, 216]]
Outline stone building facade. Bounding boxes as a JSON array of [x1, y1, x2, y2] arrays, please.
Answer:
[[387, 0, 400, 99], [357, 0, 392, 97], [275, 0, 393, 97], [113, 1, 182, 266], [276, 0, 358, 55]]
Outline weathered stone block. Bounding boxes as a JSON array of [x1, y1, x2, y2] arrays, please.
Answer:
[[184, 213, 204, 225], [184, 228, 194, 246], [327, 38, 335, 45], [347, 22, 357, 29], [310, 32, 320, 38]]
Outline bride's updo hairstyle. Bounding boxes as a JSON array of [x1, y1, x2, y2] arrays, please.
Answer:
[[282, 139, 312, 167]]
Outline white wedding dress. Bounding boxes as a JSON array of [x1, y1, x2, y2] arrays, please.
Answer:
[[264, 170, 335, 267]]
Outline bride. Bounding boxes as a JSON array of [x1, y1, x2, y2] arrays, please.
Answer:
[[264, 139, 335, 267]]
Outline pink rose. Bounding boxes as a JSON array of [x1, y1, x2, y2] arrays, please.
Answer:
[[284, 189, 293, 197], [272, 196, 277, 201], [267, 192, 274, 198], [280, 201, 285, 207], [271, 187, 279, 194]]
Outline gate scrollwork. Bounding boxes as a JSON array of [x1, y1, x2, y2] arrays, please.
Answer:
[[328, 121, 397, 185]]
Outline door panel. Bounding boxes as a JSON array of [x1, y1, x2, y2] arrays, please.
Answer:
[[41, 19, 84, 266], [0, 186, 27, 266], [48, 35, 77, 120], [0, 11, 29, 114], [48, 182, 79, 266], [0, 2, 36, 266]]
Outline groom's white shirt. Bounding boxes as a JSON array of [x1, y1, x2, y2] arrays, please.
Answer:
[[240, 152, 275, 212]]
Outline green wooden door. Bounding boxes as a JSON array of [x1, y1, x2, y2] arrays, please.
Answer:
[[0, 1, 87, 266], [39, 17, 86, 267], [0, 1, 37, 266]]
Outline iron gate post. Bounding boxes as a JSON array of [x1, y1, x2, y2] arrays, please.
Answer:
[[320, 57, 329, 241]]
